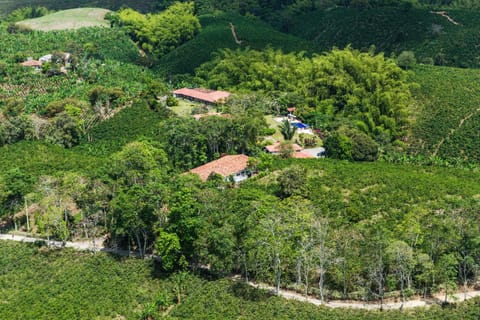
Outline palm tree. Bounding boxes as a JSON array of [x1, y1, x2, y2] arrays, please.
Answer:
[[279, 119, 297, 141]]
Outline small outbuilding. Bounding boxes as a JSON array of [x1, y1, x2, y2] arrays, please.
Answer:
[[173, 88, 231, 104], [20, 59, 43, 70]]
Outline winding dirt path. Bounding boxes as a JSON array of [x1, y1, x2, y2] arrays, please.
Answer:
[[0, 233, 139, 257], [430, 11, 461, 25], [229, 22, 243, 45], [3, 234, 479, 310], [240, 279, 480, 310], [432, 107, 480, 156]]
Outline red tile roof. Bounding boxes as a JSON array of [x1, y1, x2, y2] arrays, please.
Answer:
[[193, 113, 232, 120], [20, 60, 42, 67], [292, 152, 314, 158], [189, 154, 249, 181], [265, 141, 303, 153], [173, 88, 231, 104]]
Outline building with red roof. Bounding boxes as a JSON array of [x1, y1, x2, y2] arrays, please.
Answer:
[[189, 154, 250, 182], [20, 59, 43, 69], [173, 88, 231, 104], [292, 151, 314, 159]]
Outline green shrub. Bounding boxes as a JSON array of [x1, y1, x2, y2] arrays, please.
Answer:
[[324, 133, 352, 160], [350, 131, 379, 161], [397, 50, 416, 69]]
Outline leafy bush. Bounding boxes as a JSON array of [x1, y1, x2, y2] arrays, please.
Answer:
[[350, 130, 379, 161], [324, 133, 353, 160], [397, 50, 416, 69], [115, 2, 201, 57]]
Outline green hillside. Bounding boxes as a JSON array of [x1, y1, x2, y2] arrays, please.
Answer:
[[74, 100, 168, 157], [288, 7, 480, 69], [3, 228, 480, 319], [157, 13, 322, 75], [16, 7, 110, 31], [0, 241, 167, 319], [409, 64, 480, 162], [0, 26, 140, 65], [0, 0, 155, 16]]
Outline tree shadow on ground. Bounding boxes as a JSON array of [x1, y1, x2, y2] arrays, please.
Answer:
[[228, 281, 273, 302]]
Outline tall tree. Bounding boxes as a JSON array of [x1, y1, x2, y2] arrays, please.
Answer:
[[386, 240, 415, 309], [279, 119, 297, 141]]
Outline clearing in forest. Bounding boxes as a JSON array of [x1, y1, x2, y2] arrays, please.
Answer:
[[16, 8, 111, 31]]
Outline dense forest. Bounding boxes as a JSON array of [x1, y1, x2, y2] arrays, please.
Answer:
[[1, 0, 480, 319]]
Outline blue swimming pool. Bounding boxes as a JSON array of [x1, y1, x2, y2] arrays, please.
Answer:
[[291, 122, 309, 129]]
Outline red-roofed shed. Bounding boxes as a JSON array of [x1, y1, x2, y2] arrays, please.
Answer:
[[173, 88, 231, 104], [292, 152, 314, 159], [20, 60, 43, 68]]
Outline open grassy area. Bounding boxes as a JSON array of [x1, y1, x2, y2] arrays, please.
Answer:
[[288, 7, 480, 69], [409, 64, 480, 162], [16, 8, 110, 31], [0, 0, 154, 16], [169, 98, 199, 117]]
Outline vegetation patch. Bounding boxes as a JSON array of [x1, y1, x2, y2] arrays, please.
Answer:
[[288, 7, 480, 69], [157, 13, 321, 75], [16, 8, 111, 31], [409, 64, 480, 162], [0, 241, 168, 319], [0, 0, 155, 17]]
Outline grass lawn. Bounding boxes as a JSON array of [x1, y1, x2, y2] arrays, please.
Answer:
[[169, 98, 199, 117], [264, 115, 284, 142], [264, 115, 319, 146], [17, 7, 110, 31]]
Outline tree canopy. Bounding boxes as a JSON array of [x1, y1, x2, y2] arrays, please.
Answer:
[[196, 47, 413, 145], [115, 2, 201, 56]]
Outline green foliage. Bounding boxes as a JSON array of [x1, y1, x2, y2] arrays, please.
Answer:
[[288, 7, 480, 69], [0, 0, 155, 17], [170, 278, 480, 319], [279, 119, 297, 141], [324, 133, 353, 160], [5, 6, 51, 22], [0, 167, 33, 216], [155, 229, 184, 271], [2, 240, 480, 319], [409, 65, 480, 163], [0, 242, 169, 319], [116, 2, 200, 57], [159, 114, 266, 170], [75, 100, 170, 156], [397, 50, 416, 69], [350, 130, 379, 161], [276, 165, 308, 197], [0, 27, 140, 65], [157, 13, 320, 75], [196, 47, 412, 144]]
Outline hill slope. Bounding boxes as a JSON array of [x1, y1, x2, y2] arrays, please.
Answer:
[[157, 13, 322, 75], [288, 7, 480, 69], [16, 7, 110, 31], [0, 0, 154, 16], [409, 64, 480, 162]]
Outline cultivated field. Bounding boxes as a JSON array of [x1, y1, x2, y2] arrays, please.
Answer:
[[16, 7, 110, 31]]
